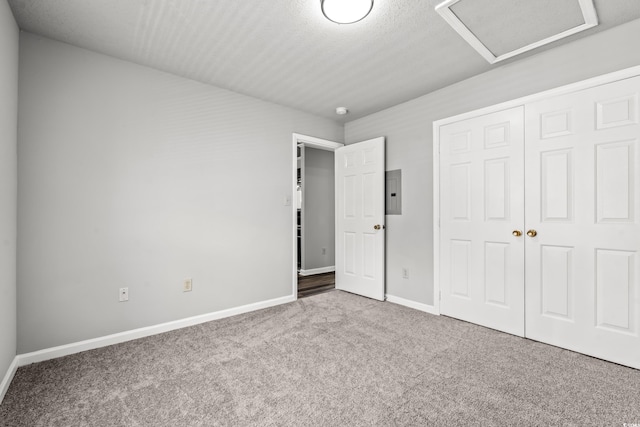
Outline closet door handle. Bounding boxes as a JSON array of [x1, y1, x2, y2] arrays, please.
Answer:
[[526, 229, 537, 237], [512, 230, 522, 237]]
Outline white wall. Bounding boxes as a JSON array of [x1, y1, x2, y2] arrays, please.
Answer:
[[345, 18, 640, 306], [0, 0, 18, 391], [302, 147, 335, 271], [17, 33, 343, 353]]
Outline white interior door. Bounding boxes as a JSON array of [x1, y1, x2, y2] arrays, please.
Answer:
[[439, 107, 525, 336], [525, 76, 640, 369], [335, 137, 385, 301]]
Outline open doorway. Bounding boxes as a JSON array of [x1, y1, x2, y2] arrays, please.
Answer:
[[298, 144, 335, 297], [292, 134, 387, 301], [291, 134, 343, 299]]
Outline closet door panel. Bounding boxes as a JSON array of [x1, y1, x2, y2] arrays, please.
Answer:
[[439, 107, 525, 336], [540, 244, 574, 320], [525, 75, 640, 369]]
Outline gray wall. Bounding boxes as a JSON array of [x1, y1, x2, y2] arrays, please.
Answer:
[[302, 147, 335, 271], [0, 0, 18, 385], [17, 33, 343, 353], [345, 18, 640, 306]]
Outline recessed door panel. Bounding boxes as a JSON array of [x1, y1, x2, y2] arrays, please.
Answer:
[[363, 172, 376, 218], [540, 245, 573, 320], [343, 232, 356, 275], [344, 152, 356, 168], [363, 233, 376, 279], [484, 158, 509, 221], [450, 240, 471, 298], [484, 122, 510, 149], [596, 140, 634, 223], [541, 150, 572, 222], [541, 109, 572, 139], [450, 131, 471, 154], [450, 163, 471, 221], [596, 94, 638, 130], [484, 242, 508, 306], [596, 249, 635, 334], [363, 147, 377, 165], [343, 175, 356, 218]]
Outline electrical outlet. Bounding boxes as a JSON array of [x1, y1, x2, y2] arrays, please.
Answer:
[[183, 278, 193, 292], [119, 287, 129, 302], [402, 268, 409, 279]]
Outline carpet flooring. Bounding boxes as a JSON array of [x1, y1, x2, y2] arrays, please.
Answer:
[[1, 290, 640, 426]]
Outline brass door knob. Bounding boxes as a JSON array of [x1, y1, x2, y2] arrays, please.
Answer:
[[526, 229, 537, 237], [512, 230, 522, 237], [374, 224, 383, 230]]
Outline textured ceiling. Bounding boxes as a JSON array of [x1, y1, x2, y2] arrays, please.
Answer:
[[7, 0, 640, 122]]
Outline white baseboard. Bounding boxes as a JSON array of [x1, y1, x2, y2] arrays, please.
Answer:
[[0, 356, 18, 405], [385, 294, 439, 315], [299, 266, 335, 276], [16, 294, 296, 368]]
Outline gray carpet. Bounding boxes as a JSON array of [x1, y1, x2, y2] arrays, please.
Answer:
[[1, 290, 639, 426]]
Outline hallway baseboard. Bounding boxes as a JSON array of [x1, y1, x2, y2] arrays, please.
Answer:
[[299, 266, 335, 276]]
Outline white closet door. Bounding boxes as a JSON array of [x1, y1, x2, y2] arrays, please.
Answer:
[[525, 76, 640, 369], [439, 107, 525, 336]]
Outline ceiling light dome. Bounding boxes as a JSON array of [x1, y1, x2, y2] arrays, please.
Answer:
[[321, 0, 374, 24]]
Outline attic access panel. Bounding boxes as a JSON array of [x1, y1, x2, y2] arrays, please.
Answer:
[[435, 0, 598, 64]]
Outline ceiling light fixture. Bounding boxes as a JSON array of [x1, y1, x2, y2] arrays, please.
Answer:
[[321, 0, 374, 24], [336, 107, 349, 115]]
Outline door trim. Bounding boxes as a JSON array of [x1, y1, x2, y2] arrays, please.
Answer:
[[291, 133, 344, 299], [433, 64, 640, 317]]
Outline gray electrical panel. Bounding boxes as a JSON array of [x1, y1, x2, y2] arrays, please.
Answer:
[[385, 169, 402, 215]]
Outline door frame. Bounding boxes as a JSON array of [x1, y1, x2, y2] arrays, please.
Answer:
[[291, 133, 344, 299], [432, 64, 640, 317]]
